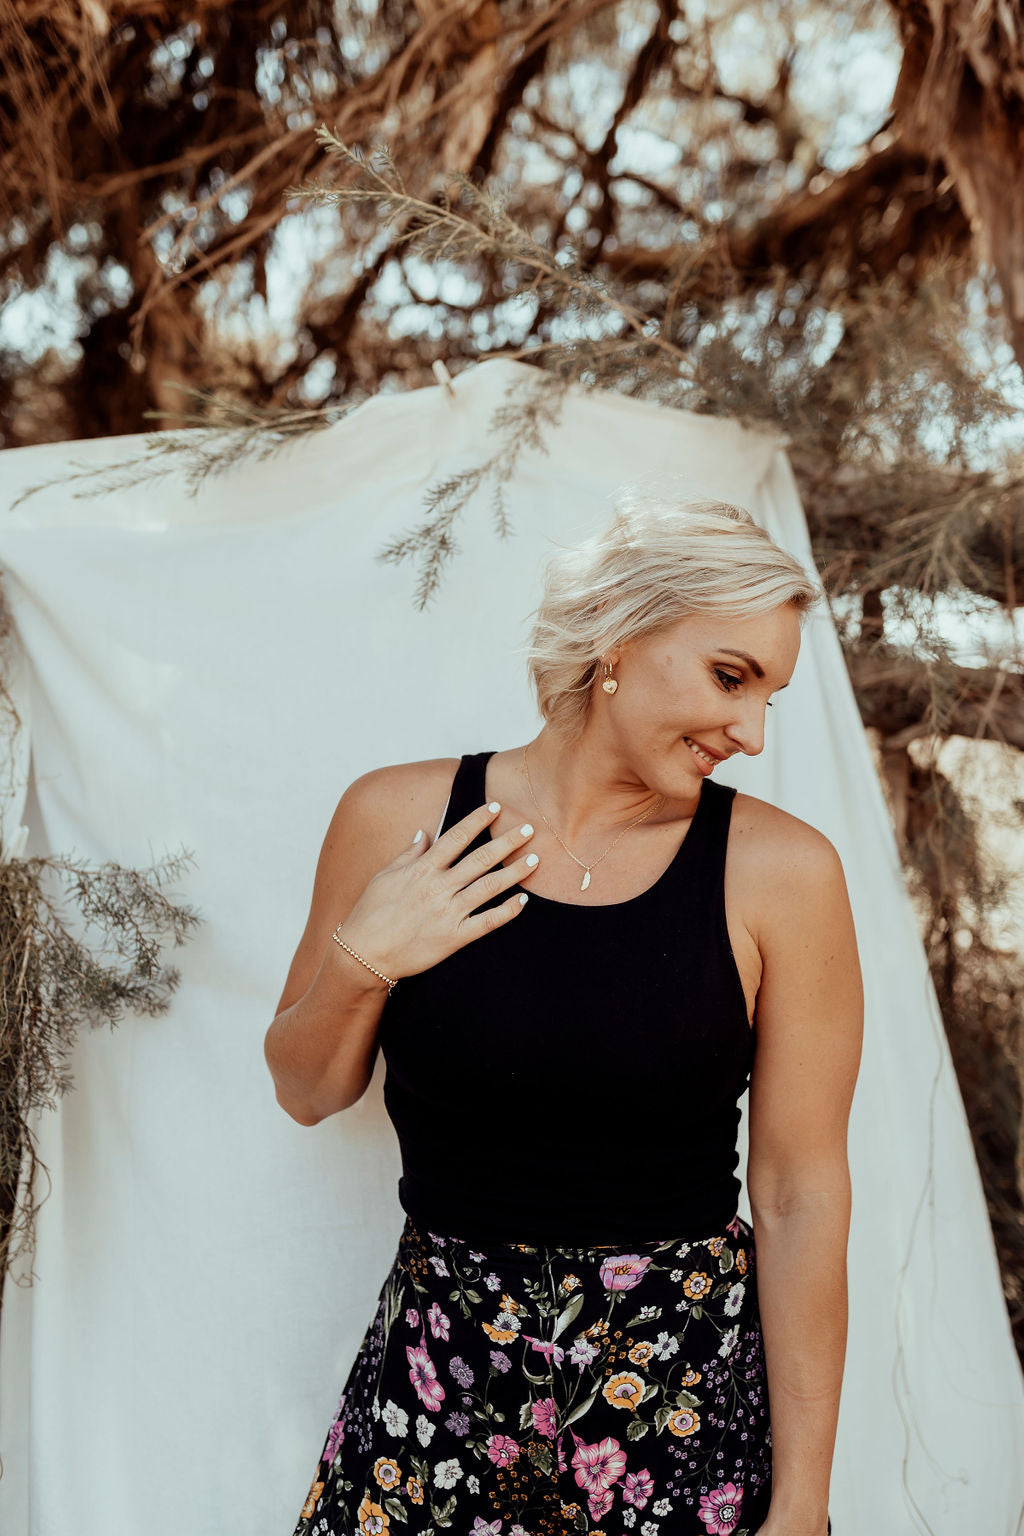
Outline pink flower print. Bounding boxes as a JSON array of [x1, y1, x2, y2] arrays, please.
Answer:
[[324, 1416, 346, 1463], [698, 1482, 744, 1535], [598, 1254, 653, 1292], [571, 1434, 627, 1493], [427, 1302, 450, 1340], [531, 1397, 558, 1439], [622, 1469, 654, 1509], [522, 1335, 565, 1365], [726, 1216, 742, 1239], [486, 1434, 521, 1467], [405, 1342, 445, 1412], [587, 1488, 614, 1522], [472, 1521, 502, 1536], [405, 1308, 419, 1327], [556, 1438, 567, 1474]]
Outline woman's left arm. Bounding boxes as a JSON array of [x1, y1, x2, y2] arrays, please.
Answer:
[[746, 823, 864, 1536]]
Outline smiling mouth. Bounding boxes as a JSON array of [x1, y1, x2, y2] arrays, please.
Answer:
[[684, 736, 721, 765]]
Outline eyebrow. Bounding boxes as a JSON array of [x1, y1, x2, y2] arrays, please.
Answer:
[[715, 647, 791, 689]]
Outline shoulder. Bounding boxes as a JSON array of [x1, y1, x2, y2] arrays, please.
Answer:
[[728, 788, 849, 948], [330, 755, 462, 860]]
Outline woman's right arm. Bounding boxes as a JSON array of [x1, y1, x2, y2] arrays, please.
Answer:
[[264, 762, 538, 1125], [263, 768, 412, 1125]]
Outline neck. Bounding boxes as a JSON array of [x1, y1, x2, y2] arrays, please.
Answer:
[[521, 725, 696, 849]]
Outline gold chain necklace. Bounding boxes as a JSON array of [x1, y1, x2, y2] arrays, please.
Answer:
[[521, 744, 665, 891]]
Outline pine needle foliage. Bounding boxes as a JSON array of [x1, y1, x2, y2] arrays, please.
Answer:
[[0, 834, 202, 1295]]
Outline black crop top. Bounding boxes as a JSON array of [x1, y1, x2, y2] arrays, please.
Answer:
[[377, 751, 755, 1245]]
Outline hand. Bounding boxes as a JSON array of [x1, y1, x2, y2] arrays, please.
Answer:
[[336, 800, 538, 981], [754, 1514, 831, 1536]]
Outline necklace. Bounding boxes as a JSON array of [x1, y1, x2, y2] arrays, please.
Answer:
[[521, 744, 665, 891]]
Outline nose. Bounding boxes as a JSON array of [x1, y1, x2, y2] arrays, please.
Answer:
[[723, 700, 767, 757]]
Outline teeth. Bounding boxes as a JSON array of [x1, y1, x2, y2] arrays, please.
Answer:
[[685, 737, 716, 765]]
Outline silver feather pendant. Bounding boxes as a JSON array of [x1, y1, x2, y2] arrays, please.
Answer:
[[580, 868, 592, 891]]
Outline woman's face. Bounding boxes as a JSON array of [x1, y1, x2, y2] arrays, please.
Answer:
[[603, 603, 802, 792]]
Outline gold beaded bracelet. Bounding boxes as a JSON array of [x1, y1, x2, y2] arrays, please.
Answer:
[[330, 925, 398, 996]]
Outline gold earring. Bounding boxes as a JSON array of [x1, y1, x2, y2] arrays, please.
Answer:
[[602, 660, 618, 695]]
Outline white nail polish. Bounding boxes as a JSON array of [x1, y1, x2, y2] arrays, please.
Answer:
[[412, 829, 423, 844], [488, 801, 501, 813], [520, 823, 534, 837], [525, 853, 539, 867], [518, 893, 529, 905]]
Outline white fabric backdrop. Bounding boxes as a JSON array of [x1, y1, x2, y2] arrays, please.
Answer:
[[0, 358, 1020, 1535]]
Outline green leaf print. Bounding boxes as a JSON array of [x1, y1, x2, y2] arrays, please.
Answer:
[[433, 1495, 456, 1529], [526, 1439, 553, 1475], [551, 1290, 584, 1339], [383, 1498, 407, 1522], [564, 1383, 600, 1426], [674, 1388, 701, 1409], [718, 1246, 735, 1274], [626, 1418, 650, 1440]]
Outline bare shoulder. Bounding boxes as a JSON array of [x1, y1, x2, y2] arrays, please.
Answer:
[[729, 789, 848, 947], [272, 756, 460, 1018], [332, 755, 462, 863]]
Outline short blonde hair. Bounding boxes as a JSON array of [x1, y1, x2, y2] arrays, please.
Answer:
[[525, 488, 823, 743]]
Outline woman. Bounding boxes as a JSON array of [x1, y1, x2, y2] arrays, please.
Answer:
[[266, 494, 863, 1536]]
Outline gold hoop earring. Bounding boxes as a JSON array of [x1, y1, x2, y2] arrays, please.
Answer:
[[602, 660, 618, 695]]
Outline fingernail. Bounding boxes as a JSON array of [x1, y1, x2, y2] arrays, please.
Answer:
[[518, 893, 529, 906], [520, 823, 534, 837], [412, 829, 423, 844], [488, 801, 501, 813], [525, 853, 539, 867]]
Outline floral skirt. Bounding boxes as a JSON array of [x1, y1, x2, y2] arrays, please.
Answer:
[[292, 1214, 777, 1536]]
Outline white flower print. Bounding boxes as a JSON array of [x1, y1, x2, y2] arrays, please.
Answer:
[[635, 1305, 658, 1321], [494, 1309, 520, 1333], [653, 1498, 672, 1515], [569, 1336, 598, 1368], [724, 1281, 745, 1317], [370, 1397, 381, 1421], [466, 1474, 481, 1494], [675, 1243, 692, 1258], [653, 1331, 679, 1360], [416, 1413, 436, 1446], [484, 1273, 502, 1291], [469, 1251, 486, 1262], [428, 1256, 450, 1277], [433, 1458, 463, 1489], [622, 1512, 636, 1529], [669, 1269, 683, 1282], [641, 1522, 660, 1536], [382, 1400, 408, 1437], [718, 1324, 739, 1358]]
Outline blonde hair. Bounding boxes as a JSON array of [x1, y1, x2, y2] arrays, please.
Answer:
[[525, 488, 824, 743]]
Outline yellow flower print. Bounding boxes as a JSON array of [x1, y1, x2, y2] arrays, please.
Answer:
[[707, 1236, 725, 1256], [667, 1406, 701, 1437], [627, 1341, 655, 1367], [501, 1293, 521, 1314], [406, 1476, 424, 1505], [373, 1457, 402, 1491], [561, 1504, 581, 1522], [683, 1271, 712, 1300], [736, 1249, 748, 1275], [301, 1480, 324, 1519], [681, 1367, 702, 1386], [357, 1496, 390, 1535], [583, 1319, 609, 1340], [560, 1274, 580, 1294], [603, 1371, 645, 1411]]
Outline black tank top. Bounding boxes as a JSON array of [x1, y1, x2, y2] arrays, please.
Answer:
[[378, 750, 754, 1245]]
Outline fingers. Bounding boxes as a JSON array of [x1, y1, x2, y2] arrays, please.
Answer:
[[458, 887, 530, 942], [426, 799, 504, 867]]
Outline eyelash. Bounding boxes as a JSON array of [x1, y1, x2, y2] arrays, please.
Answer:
[[714, 668, 774, 707]]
